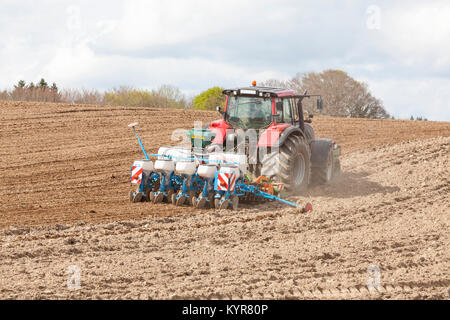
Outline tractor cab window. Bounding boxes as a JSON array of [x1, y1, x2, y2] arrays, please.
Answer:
[[226, 96, 272, 129], [275, 98, 283, 121], [275, 98, 293, 124], [283, 98, 293, 123]]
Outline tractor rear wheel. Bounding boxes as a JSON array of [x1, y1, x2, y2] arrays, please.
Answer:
[[311, 149, 334, 185], [261, 135, 310, 193]]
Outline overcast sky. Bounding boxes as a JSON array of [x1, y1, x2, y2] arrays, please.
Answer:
[[1, 0, 449, 120]]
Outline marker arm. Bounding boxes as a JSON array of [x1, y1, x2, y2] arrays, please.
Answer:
[[133, 128, 150, 160]]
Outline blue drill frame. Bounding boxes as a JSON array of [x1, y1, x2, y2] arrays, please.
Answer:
[[130, 124, 308, 209], [212, 172, 300, 208]]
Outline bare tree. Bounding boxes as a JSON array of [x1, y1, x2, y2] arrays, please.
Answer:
[[259, 79, 289, 88], [61, 88, 103, 105], [153, 84, 186, 108], [285, 70, 390, 119]]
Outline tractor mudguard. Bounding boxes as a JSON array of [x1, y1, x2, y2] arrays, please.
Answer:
[[208, 119, 231, 145], [257, 125, 306, 148], [310, 139, 334, 168], [278, 126, 307, 147]]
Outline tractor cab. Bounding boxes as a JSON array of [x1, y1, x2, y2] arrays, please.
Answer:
[[206, 82, 339, 192], [220, 86, 299, 129], [219, 84, 322, 131], [210, 83, 322, 148]]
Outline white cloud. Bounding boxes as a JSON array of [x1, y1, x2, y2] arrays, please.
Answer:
[[368, 1, 450, 74], [361, 77, 450, 121], [42, 45, 289, 92]]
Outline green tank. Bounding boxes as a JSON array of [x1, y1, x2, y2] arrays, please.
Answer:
[[187, 128, 216, 149]]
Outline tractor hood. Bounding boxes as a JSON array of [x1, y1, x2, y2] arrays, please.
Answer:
[[207, 119, 231, 145]]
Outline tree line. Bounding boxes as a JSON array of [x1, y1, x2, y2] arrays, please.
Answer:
[[0, 80, 187, 108], [1, 70, 396, 119]]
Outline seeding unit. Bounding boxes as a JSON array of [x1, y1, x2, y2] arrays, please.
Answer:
[[129, 122, 311, 211]]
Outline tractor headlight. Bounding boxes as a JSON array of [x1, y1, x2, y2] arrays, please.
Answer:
[[240, 89, 257, 95]]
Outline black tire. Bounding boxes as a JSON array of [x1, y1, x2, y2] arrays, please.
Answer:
[[304, 123, 315, 143], [191, 196, 198, 207], [144, 188, 153, 202], [132, 192, 143, 203], [153, 192, 164, 204], [196, 197, 207, 209], [208, 194, 215, 208], [165, 189, 175, 203], [219, 199, 230, 210], [170, 193, 177, 205], [261, 134, 311, 192], [231, 196, 239, 210], [311, 149, 333, 185], [175, 195, 186, 206]]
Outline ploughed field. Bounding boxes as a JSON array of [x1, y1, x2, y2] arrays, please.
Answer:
[[0, 101, 449, 299]]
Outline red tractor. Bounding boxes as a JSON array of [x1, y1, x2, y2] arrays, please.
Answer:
[[205, 83, 341, 192]]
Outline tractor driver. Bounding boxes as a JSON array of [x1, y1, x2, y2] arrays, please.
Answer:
[[239, 99, 268, 129], [249, 101, 265, 119]]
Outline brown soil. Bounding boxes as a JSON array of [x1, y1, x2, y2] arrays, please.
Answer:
[[0, 101, 449, 299]]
